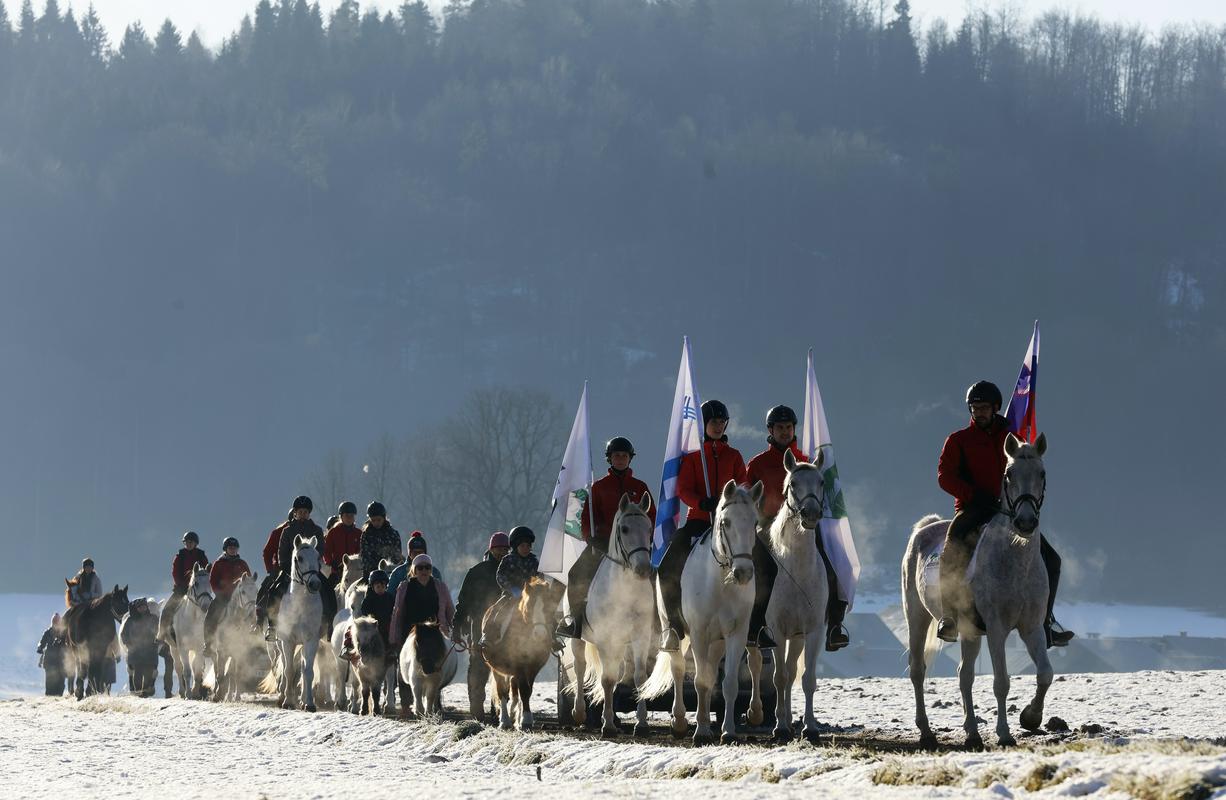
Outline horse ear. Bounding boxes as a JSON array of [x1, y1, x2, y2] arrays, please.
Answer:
[[253, 572, 259, 581], [722, 479, 738, 502], [308, 536, 318, 549], [114, 584, 120, 593], [783, 449, 797, 473], [1034, 433, 1047, 457], [814, 447, 825, 471], [618, 493, 631, 513], [294, 534, 305, 548], [749, 480, 765, 509], [65, 578, 71, 588], [639, 493, 652, 514], [122, 584, 128, 593], [1004, 432, 1021, 458]]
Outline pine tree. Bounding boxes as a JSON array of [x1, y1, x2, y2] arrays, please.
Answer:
[[154, 18, 182, 60], [80, 4, 109, 63], [118, 21, 152, 62], [184, 30, 209, 63]]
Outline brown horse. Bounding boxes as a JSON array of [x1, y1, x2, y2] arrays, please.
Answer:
[[479, 576, 564, 730], [63, 585, 129, 699]]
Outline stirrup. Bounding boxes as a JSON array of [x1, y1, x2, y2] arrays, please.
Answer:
[[936, 617, 958, 643], [748, 629, 777, 650], [555, 616, 582, 640], [825, 624, 850, 652], [1045, 620, 1074, 648]]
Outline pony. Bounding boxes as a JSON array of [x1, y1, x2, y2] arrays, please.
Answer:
[[640, 480, 764, 744], [329, 615, 389, 714], [399, 621, 458, 718], [746, 449, 830, 743], [119, 599, 160, 698], [171, 565, 213, 700], [264, 535, 325, 711], [902, 433, 1054, 749], [566, 492, 656, 738], [63, 584, 129, 699], [480, 575, 565, 730], [209, 572, 267, 702]]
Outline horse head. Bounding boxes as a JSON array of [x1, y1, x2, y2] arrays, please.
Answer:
[[232, 573, 259, 613], [188, 566, 213, 610], [613, 493, 654, 578], [411, 622, 446, 675], [520, 576, 560, 641], [782, 449, 825, 530], [109, 585, 130, 620], [352, 616, 384, 664], [292, 535, 322, 593], [715, 480, 763, 586], [340, 554, 364, 590], [1002, 433, 1048, 537]]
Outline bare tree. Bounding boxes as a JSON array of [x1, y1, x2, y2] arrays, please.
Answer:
[[305, 448, 351, 522], [360, 432, 400, 511]]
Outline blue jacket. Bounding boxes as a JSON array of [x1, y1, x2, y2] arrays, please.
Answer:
[[496, 551, 539, 597]]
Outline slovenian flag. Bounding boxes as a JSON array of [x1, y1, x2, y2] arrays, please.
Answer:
[[651, 337, 705, 567], [540, 383, 593, 582], [1005, 321, 1040, 443]]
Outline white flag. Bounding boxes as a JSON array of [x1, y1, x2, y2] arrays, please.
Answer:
[[540, 383, 593, 581], [802, 348, 861, 608], [652, 336, 705, 566]]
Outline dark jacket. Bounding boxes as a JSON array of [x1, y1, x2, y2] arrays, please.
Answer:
[[496, 550, 539, 596], [453, 552, 502, 639], [68, 571, 103, 606], [120, 609, 159, 666], [390, 577, 439, 647], [745, 438, 809, 520], [359, 589, 396, 646], [277, 519, 324, 577], [37, 627, 66, 669], [938, 415, 1010, 512], [359, 522, 402, 579], [172, 548, 209, 591], [583, 468, 655, 544]]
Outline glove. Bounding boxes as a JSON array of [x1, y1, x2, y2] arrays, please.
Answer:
[[698, 497, 718, 513]]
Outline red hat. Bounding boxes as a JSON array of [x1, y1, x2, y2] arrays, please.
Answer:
[[408, 531, 427, 552], [488, 531, 510, 549]]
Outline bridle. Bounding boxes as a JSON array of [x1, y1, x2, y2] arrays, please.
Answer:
[[783, 472, 824, 528], [710, 502, 754, 571], [1000, 469, 1046, 522], [188, 580, 213, 610], [605, 511, 652, 570]]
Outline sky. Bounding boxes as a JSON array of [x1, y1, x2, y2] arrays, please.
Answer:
[[58, 0, 1226, 50]]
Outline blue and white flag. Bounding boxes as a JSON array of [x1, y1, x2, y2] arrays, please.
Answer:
[[1005, 321, 1040, 444], [651, 337, 705, 567], [540, 383, 593, 582], [802, 348, 861, 608]]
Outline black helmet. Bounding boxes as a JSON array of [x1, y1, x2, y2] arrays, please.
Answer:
[[182, 531, 199, 544], [367, 501, 387, 518], [338, 501, 357, 516], [966, 381, 1003, 408], [766, 405, 798, 428], [369, 569, 389, 586], [605, 436, 635, 459], [701, 399, 729, 425], [325, 515, 340, 530], [222, 536, 239, 549], [292, 495, 313, 511], [82, 557, 94, 568], [508, 526, 535, 548]]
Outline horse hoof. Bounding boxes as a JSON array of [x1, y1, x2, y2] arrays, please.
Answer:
[[746, 709, 764, 727], [965, 733, 985, 751], [998, 732, 1017, 747], [1019, 704, 1043, 732], [720, 733, 740, 746], [693, 731, 716, 746], [304, 704, 317, 713], [919, 732, 939, 750], [772, 727, 793, 744], [802, 728, 821, 745], [499, 721, 513, 731], [633, 723, 651, 739], [601, 726, 620, 739]]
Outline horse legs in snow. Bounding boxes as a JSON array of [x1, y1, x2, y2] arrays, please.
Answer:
[[800, 633, 822, 742], [383, 664, 396, 715], [516, 672, 535, 731], [959, 636, 984, 749], [494, 673, 513, 730], [173, 646, 189, 700], [569, 640, 587, 729], [631, 639, 650, 737], [301, 640, 318, 712], [466, 657, 489, 722], [1018, 626, 1052, 733], [985, 628, 1014, 746], [746, 646, 765, 728], [691, 642, 717, 744], [334, 660, 349, 712], [597, 644, 619, 738], [360, 685, 371, 715], [667, 651, 688, 738], [908, 614, 937, 747], [281, 644, 298, 710], [718, 638, 742, 744]]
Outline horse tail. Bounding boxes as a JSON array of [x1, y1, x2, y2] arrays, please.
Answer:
[[581, 642, 604, 705], [913, 514, 944, 537], [636, 650, 676, 701], [258, 649, 282, 695], [922, 618, 941, 671], [203, 660, 217, 691]]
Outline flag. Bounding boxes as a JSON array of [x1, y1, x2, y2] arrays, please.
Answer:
[[1005, 321, 1040, 443], [539, 383, 593, 582], [801, 348, 861, 609], [651, 337, 706, 567]]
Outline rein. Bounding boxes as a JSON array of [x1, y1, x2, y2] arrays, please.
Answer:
[[709, 508, 753, 571], [601, 512, 652, 571], [293, 567, 324, 593]]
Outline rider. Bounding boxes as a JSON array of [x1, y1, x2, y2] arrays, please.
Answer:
[[358, 569, 395, 651], [387, 531, 442, 594], [67, 558, 103, 607], [359, 501, 402, 580], [480, 526, 541, 648], [656, 400, 750, 652], [453, 531, 510, 717], [389, 554, 455, 649], [936, 381, 1074, 648], [157, 532, 208, 644], [556, 436, 655, 639], [203, 537, 251, 658], [37, 614, 68, 696], [258, 496, 331, 638], [323, 501, 363, 579], [745, 405, 851, 652]]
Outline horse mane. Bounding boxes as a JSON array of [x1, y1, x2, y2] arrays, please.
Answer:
[[913, 514, 944, 536], [517, 576, 550, 617]]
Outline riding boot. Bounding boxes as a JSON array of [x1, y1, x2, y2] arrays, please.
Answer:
[[816, 530, 850, 651], [936, 539, 965, 643], [557, 545, 601, 639], [1040, 535, 1074, 647], [748, 538, 777, 649], [656, 525, 698, 651]]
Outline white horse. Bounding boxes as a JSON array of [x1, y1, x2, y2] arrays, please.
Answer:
[[336, 554, 365, 615], [271, 535, 325, 712], [209, 573, 264, 702], [641, 479, 764, 744], [903, 433, 1053, 749], [171, 564, 213, 700], [567, 493, 655, 738], [399, 622, 458, 718], [746, 449, 830, 743]]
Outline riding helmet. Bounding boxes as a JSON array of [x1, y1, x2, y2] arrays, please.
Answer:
[[605, 436, 636, 459], [368, 569, 389, 586], [701, 399, 729, 425], [508, 526, 536, 548], [182, 531, 199, 544], [765, 405, 798, 428], [338, 501, 357, 516], [965, 381, 1003, 408], [325, 515, 340, 530], [367, 501, 387, 518], [82, 557, 94, 568], [222, 536, 240, 549], [292, 495, 313, 511]]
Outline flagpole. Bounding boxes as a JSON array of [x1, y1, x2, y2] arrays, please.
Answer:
[[584, 380, 598, 545], [687, 335, 714, 500]]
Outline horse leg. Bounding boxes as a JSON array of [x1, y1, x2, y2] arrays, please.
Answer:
[[516, 672, 535, 731], [719, 638, 743, 745], [985, 627, 1014, 746], [282, 644, 297, 710], [569, 639, 587, 729], [495, 673, 513, 730], [908, 610, 938, 748], [467, 657, 488, 723], [372, 680, 382, 716], [959, 636, 984, 749], [668, 651, 687, 738], [746, 645, 765, 727], [383, 664, 396, 715], [770, 640, 793, 742], [360, 683, 370, 716], [335, 659, 348, 712], [599, 646, 619, 738], [1018, 625, 1052, 733], [302, 640, 318, 712], [691, 643, 716, 745], [800, 633, 822, 742], [174, 645, 188, 699], [631, 638, 650, 738]]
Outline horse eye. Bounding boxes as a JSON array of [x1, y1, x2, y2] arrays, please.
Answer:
[[620, 525, 629, 534]]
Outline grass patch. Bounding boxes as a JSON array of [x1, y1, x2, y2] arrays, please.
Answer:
[[758, 764, 782, 784], [450, 720, 484, 742], [872, 759, 964, 787], [975, 767, 1011, 788], [1109, 771, 1225, 800]]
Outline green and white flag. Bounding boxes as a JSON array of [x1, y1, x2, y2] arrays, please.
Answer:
[[802, 349, 861, 608], [540, 382, 592, 582]]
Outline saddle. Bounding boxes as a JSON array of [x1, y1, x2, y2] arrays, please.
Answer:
[[920, 530, 986, 634]]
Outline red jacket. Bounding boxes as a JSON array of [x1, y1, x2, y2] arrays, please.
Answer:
[[322, 523, 362, 573], [745, 439, 808, 520], [171, 548, 209, 591], [263, 521, 289, 574], [582, 468, 656, 543], [209, 555, 251, 597], [938, 415, 1010, 512], [678, 439, 747, 524]]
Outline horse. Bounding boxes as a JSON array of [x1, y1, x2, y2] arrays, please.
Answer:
[[480, 576, 565, 731], [119, 600, 160, 698], [641, 480, 764, 744], [210, 573, 266, 702], [329, 615, 387, 714], [266, 535, 325, 711], [902, 433, 1053, 749], [566, 492, 655, 738], [400, 621, 458, 718], [63, 585, 129, 699], [338, 554, 364, 598], [170, 564, 213, 700], [745, 449, 830, 743]]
